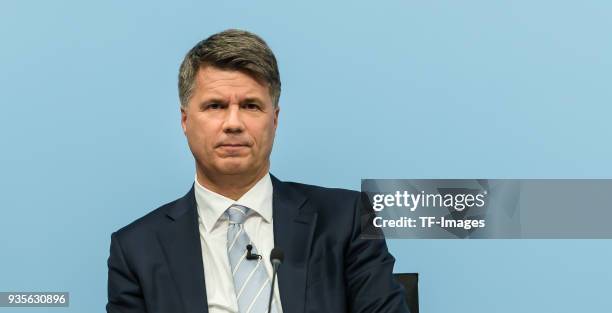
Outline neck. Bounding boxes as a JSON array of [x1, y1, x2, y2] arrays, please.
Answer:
[[195, 164, 269, 200]]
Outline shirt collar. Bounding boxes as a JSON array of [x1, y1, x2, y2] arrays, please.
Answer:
[[194, 173, 273, 232]]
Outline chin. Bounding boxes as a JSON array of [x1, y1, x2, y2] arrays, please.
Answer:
[[215, 161, 252, 175]]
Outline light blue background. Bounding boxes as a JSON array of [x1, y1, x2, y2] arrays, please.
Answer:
[[1, 1, 611, 312]]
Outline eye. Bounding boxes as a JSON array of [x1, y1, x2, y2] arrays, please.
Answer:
[[206, 102, 222, 110], [243, 102, 261, 111]]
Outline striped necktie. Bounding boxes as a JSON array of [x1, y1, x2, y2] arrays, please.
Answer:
[[226, 204, 279, 313]]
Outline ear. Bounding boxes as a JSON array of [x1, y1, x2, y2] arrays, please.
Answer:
[[180, 107, 187, 134], [273, 106, 280, 129]]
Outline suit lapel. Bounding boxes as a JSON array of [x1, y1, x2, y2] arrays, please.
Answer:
[[272, 175, 318, 313], [157, 186, 208, 313]]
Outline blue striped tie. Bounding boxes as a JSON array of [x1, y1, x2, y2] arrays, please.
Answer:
[[226, 204, 279, 313]]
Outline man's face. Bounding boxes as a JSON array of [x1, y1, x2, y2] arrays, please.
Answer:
[[181, 66, 279, 180]]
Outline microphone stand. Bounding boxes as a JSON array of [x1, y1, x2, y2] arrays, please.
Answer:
[[268, 248, 284, 313]]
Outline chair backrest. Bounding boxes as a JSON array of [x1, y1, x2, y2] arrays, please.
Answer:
[[393, 273, 419, 313]]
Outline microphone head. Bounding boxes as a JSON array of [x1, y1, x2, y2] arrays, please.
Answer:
[[270, 248, 284, 264]]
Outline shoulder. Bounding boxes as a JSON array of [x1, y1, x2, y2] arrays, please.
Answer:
[[113, 201, 172, 235], [279, 180, 361, 227], [283, 181, 359, 205], [110, 188, 190, 244]]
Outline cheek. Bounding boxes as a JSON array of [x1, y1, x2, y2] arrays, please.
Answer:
[[254, 122, 277, 149], [186, 118, 216, 149]]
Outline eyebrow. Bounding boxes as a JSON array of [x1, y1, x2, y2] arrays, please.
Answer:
[[198, 97, 227, 107], [196, 96, 268, 109], [241, 97, 265, 104]]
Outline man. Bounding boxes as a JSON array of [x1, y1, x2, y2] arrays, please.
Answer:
[[107, 29, 409, 313]]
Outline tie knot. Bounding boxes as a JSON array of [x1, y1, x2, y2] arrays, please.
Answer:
[[226, 205, 249, 224]]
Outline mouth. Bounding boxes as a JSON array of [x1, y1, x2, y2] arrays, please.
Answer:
[[216, 143, 250, 148], [215, 142, 251, 155]]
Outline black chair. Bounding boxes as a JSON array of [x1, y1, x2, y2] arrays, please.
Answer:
[[393, 273, 419, 313]]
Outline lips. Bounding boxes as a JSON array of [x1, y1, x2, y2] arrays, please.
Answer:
[[217, 143, 249, 147], [215, 140, 252, 149], [216, 142, 250, 156]]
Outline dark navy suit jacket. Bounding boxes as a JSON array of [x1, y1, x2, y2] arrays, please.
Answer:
[[107, 175, 409, 313]]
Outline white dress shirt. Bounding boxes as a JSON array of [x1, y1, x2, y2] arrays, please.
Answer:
[[194, 173, 283, 313]]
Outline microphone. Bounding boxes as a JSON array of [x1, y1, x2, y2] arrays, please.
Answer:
[[246, 244, 262, 260], [267, 248, 284, 313]]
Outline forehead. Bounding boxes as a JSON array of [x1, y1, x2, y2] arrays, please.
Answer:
[[194, 66, 269, 97]]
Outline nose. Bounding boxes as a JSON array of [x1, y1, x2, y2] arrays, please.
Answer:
[[222, 104, 244, 134]]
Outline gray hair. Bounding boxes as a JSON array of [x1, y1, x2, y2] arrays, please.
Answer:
[[178, 29, 281, 109]]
